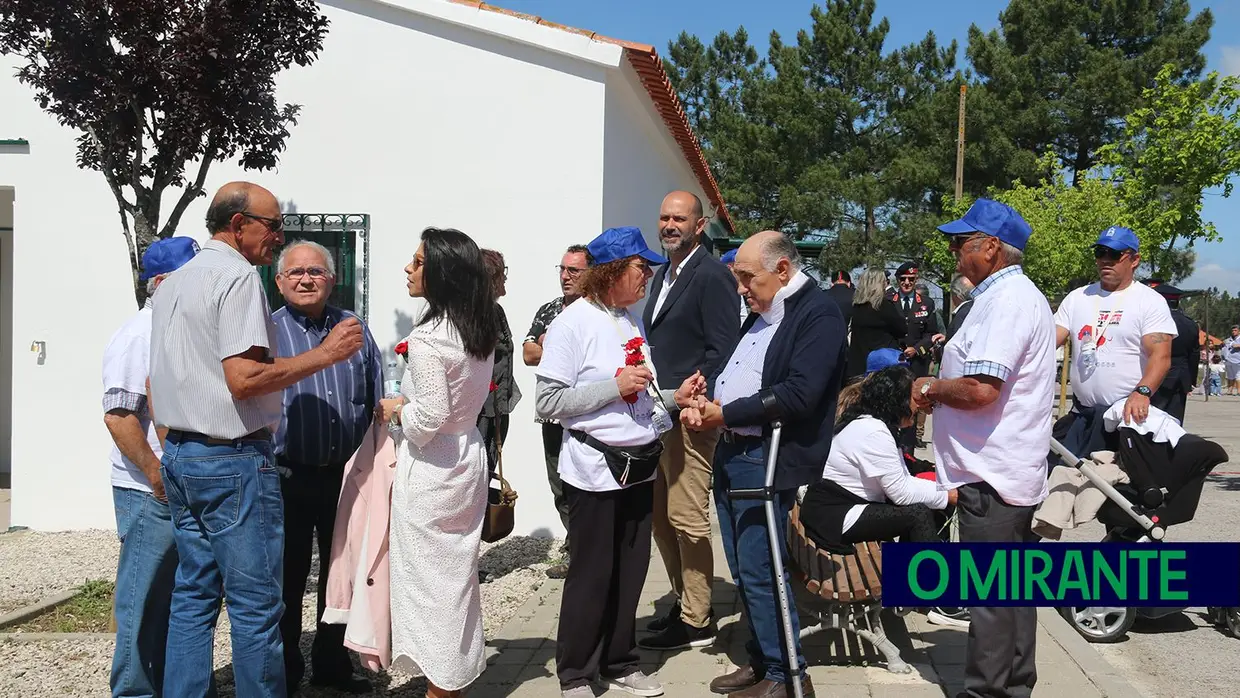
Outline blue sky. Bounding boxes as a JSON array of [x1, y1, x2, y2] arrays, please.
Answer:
[[500, 0, 1239, 292]]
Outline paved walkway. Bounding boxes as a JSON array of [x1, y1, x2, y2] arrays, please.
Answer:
[[472, 517, 1141, 697]]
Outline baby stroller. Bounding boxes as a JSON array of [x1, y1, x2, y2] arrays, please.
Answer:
[[1047, 425, 1229, 643]]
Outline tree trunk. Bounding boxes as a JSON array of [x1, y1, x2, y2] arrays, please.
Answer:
[[132, 210, 158, 307]]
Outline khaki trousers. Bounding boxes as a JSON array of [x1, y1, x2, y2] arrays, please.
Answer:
[[651, 422, 718, 629]]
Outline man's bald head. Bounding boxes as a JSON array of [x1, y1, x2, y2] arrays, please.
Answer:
[[206, 182, 277, 234], [658, 190, 707, 259], [205, 181, 283, 265], [733, 231, 801, 313]]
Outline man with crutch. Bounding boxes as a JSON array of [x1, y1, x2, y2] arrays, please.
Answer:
[[681, 231, 847, 697]]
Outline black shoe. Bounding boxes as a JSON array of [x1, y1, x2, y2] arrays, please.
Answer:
[[646, 601, 682, 633], [638, 616, 716, 650], [310, 672, 373, 694]]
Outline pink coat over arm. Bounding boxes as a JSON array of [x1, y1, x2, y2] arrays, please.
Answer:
[[323, 420, 396, 671]]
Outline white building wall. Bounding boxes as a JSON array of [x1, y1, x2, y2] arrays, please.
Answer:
[[2, 57, 151, 530], [600, 63, 715, 321]]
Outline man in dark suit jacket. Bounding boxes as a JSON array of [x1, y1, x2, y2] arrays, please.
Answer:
[[638, 191, 741, 651], [1151, 284, 1200, 423], [825, 270, 854, 328], [682, 231, 846, 698]]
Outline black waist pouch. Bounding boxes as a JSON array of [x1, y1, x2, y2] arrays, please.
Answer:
[[569, 429, 664, 487]]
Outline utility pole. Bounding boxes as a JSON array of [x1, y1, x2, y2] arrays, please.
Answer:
[[955, 84, 967, 201]]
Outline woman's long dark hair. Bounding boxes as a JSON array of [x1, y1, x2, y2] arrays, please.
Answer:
[[418, 227, 500, 360], [834, 365, 915, 441]]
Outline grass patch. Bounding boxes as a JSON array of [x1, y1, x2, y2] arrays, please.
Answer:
[[11, 579, 114, 633]]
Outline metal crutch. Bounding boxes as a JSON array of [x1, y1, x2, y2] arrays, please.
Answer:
[[728, 422, 805, 698]]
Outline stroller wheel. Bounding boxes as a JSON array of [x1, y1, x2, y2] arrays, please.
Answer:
[[1224, 608, 1240, 640], [1058, 605, 1136, 643]]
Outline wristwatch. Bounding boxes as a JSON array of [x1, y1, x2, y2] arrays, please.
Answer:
[[920, 379, 935, 398], [1134, 385, 1152, 397]]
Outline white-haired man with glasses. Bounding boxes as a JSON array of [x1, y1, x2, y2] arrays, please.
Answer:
[[271, 239, 383, 694]]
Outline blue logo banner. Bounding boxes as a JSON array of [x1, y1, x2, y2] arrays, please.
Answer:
[[881, 542, 1240, 607]]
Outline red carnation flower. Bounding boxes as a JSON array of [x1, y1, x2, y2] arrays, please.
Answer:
[[625, 353, 644, 366], [625, 337, 645, 352], [489, 381, 498, 392], [395, 341, 409, 357], [614, 368, 640, 404]]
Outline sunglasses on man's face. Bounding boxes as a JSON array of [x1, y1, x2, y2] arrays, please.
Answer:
[[1093, 246, 1128, 262], [240, 211, 284, 234]]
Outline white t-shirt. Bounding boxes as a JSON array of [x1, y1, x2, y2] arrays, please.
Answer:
[[934, 268, 1056, 507], [822, 416, 948, 533], [1053, 282, 1178, 408], [535, 300, 663, 493], [102, 307, 162, 493], [1210, 362, 1225, 375], [651, 245, 701, 319], [1223, 337, 1240, 366]]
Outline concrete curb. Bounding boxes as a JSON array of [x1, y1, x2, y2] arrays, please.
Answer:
[[0, 631, 113, 642], [0, 590, 78, 630], [1038, 607, 1147, 698]]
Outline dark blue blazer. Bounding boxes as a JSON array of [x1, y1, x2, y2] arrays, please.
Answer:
[[642, 249, 741, 392], [708, 281, 848, 491]]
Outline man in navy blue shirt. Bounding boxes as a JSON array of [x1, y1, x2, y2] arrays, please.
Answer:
[[272, 240, 382, 694]]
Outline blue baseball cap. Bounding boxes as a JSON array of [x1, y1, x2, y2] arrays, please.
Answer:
[[1095, 226, 1139, 253], [937, 198, 1033, 251], [140, 237, 199, 282], [587, 227, 667, 266], [721, 249, 737, 264], [866, 348, 908, 375]]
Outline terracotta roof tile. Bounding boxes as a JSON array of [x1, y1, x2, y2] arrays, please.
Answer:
[[445, 0, 732, 232]]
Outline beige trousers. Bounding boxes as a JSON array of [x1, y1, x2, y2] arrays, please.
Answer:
[[651, 422, 718, 629]]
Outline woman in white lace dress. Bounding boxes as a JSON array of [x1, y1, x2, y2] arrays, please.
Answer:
[[379, 227, 498, 697]]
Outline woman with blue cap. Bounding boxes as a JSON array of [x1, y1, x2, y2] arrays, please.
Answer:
[[534, 226, 703, 698]]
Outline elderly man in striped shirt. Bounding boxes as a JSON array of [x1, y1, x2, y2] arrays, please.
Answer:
[[271, 240, 382, 694], [150, 182, 364, 697]]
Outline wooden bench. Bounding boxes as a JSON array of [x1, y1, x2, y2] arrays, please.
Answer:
[[786, 503, 912, 673]]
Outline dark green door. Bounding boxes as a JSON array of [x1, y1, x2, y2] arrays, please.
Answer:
[[258, 213, 369, 315]]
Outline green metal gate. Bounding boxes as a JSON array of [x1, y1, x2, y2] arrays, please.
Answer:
[[259, 213, 370, 319]]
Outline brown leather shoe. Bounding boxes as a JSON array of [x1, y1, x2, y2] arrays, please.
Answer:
[[710, 665, 762, 694], [730, 676, 816, 697]]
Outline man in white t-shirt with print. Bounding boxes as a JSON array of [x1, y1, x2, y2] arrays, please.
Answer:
[[1223, 325, 1240, 395], [914, 199, 1056, 698], [1053, 226, 1176, 454]]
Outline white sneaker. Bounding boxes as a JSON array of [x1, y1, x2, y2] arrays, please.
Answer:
[[562, 685, 595, 698], [927, 608, 971, 628], [601, 670, 664, 696]]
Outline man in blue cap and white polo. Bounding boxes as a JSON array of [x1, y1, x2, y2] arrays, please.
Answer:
[[1052, 226, 1176, 452], [913, 199, 1056, 698], [102, 236, 198, 697]]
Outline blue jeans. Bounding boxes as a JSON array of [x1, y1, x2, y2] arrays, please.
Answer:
[[713, 438, 804, 684], [160, 436, 286, 698], [111, 486, 178, 698], [1210, 373, 1222, 396]]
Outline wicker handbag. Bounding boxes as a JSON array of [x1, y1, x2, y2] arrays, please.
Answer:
[[481, 419, 518, 543]]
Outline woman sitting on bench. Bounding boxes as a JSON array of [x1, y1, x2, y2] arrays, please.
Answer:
[[799, 363, 957, 554]]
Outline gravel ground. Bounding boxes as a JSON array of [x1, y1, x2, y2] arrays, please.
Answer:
[[0, 531, 560, 697]]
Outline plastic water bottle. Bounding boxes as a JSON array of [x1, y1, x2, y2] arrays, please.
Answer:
[[385, 361, 403, 436]]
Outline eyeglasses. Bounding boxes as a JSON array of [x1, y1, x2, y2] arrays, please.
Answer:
[[899, 275, 917, 281], [557, 265, 586, 277], [240, 212, 284, 234], [1093, 246, 1128, 262], [281, 266, 331, 280]]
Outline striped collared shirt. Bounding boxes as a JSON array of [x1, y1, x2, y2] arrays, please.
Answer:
[[715, 272, 813, 436], [962, 265, 1026, 381], [149, 239, 281, 439], [272, 306, 383, 465]]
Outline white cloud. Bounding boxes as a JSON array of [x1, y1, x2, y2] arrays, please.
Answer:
[[1182, 263, 1240, 293], [1222, 46, 1240, 77]]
